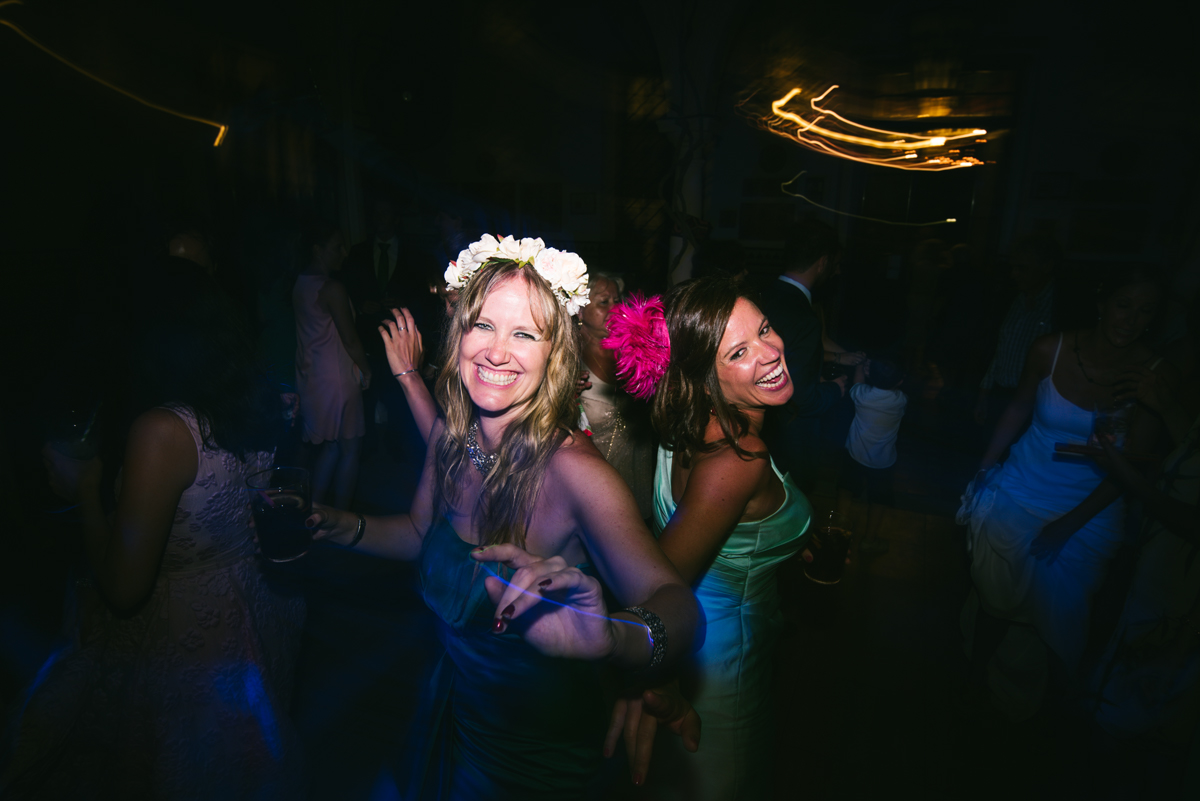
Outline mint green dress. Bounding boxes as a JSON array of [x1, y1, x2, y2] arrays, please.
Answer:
[[651, 446, 812, 800]]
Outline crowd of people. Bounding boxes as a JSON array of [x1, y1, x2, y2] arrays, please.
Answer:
[[3, 205, 1198, 799]]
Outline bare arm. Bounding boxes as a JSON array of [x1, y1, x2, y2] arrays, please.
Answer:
[[655, 448, 767, 586], [980, 335, 1055, 468], [1031, 348, 1161, 559], [319, 278, 372, 378], [381, 307, 440, 444], [309, 420, 441, 559], [561, 447, 699, 669], [49, 409, 198, 612]]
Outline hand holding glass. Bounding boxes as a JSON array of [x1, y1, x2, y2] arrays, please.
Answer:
[[247, 467, 312, 562]]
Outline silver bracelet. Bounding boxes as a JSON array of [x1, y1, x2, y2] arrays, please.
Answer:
[[347, 514, 365, 548], [393, 369, 418, 378], [622, 606, 667, 670]]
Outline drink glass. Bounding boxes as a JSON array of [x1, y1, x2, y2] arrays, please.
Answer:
[[247, 467, 312, 562], [804, 511, 852, 585], [1091, 400, 1135, 451]]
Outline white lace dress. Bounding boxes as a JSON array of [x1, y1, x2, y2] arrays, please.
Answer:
[[2, 406, 307, 799]]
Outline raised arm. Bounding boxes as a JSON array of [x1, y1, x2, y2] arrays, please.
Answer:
[[308, 420, 441, 559], [319, 278, 372, 383], [380, 307, 441, 444]]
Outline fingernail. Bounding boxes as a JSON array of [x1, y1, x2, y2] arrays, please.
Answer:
[[305, 517, 317, 528], [501, 604, 514, 620], [804, 552, 813, 562], [538, 579, 552, 588], [471, 545, 490, 554], [633, 773, 644, 786], [492, 619, 505, 634]]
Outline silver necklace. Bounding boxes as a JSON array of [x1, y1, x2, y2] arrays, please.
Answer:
[[466, 421, 498, 476]]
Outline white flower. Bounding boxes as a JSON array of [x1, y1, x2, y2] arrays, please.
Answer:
[[468, 234, 501, 261], [517, 237, 545, 263], [448, 233, 590, 316], [496, 235, 522, 261], [534, 248, 590, 313]]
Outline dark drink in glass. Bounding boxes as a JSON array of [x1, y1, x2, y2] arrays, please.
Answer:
[[804, 512, 852, 585], [247, 467, 312, 562]]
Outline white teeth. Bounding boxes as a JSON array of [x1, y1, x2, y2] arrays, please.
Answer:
[[757, 364, 784, 385], [477, 366, 518, 386]]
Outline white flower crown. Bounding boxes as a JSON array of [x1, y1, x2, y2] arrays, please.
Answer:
[[445, 234, 591, 316]]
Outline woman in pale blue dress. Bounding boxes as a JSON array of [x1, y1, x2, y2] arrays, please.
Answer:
[[963, 269, 1164, 720], [608, 276, 813, 799]]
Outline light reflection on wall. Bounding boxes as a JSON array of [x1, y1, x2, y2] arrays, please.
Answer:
[[757, 85, 986, 171]]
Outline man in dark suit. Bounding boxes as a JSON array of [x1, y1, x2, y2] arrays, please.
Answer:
[[758, 220, 847, 492], [343, 197, 425, 459]]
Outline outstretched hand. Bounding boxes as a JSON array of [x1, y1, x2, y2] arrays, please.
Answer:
[[604, 681, 701, 786], [380, 307, 424, 380], [473, 543, 617, 661]]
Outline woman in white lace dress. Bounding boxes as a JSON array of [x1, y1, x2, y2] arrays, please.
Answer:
[[3, 274, 306, 799]]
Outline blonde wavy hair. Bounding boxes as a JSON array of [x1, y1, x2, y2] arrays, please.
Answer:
[[433, 259, 582, 547]]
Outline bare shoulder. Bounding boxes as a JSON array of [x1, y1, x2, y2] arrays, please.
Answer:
[[132, 407, 195, 447], [1027, 333, 1063, 373], [126, 408, 199, 485], [317, 277, 348, 302], [689, 439, 770, 493], [552, 429, 613, 477]]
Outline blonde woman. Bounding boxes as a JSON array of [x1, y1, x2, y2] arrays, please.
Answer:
[[308, 237, 698, 799]]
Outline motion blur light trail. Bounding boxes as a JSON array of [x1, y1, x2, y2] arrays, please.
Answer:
[[761, 85, 985, 171], [0, 0, 228, 146], [781, 172, 958, 227]]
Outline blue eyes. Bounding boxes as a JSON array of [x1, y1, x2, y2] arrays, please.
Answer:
[[472, 323, 537, 341]]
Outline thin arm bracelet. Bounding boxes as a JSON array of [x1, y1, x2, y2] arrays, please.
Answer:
[[622, 606, 667, 671], [393, 369, 418, 378], [347, 514, 366, 548]]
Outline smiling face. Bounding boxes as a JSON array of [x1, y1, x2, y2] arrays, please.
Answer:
[[715, 298, 793, 409], [1098, 281, 1160, 348], [458, 275, 552, 425]]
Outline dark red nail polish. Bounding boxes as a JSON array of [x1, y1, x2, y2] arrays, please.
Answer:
[[538, 579, 552, 588], [501, 604, 515, 620], [492, 619, 505, 634]]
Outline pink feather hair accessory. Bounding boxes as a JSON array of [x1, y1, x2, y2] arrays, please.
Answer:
[[602, 293, 670, 400]]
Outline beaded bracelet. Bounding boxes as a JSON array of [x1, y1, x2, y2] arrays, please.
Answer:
[[347, 514, 366, 548], [622, 606, 667, 670]]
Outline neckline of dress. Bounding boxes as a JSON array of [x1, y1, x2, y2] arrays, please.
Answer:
[[1042, 373, 1092, 415], [667, 450, 792, 524]]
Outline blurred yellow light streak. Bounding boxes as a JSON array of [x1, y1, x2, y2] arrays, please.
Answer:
[[763, 86, 986, 171], [0, 0, 227, 146], [781, 172, 959, 226]]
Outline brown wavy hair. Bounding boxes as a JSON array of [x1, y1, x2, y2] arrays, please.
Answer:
[[651, 276, 766, 466], [432, 260, 581, 547]]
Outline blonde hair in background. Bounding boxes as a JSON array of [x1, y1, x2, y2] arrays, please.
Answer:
[[433, 260, 582, 547]]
